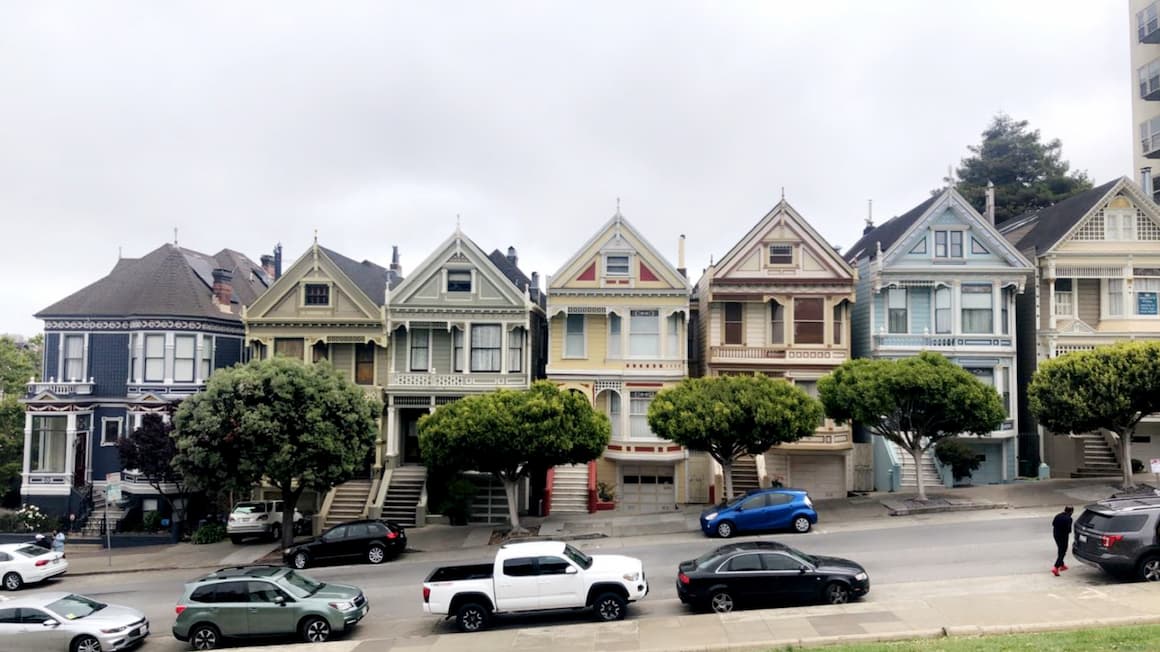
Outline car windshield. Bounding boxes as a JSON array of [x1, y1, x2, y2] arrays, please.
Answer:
[[281, 570, 324, 597], [232, 502, 265, 514], [45, 594, 107, 620], [562, 544, 593, 569]]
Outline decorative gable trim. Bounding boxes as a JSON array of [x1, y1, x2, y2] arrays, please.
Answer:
[[639, 261, 659, 281], [712, 199, 854, 281], [389, 229, 531, 309], [244, 244, 382, 322], [1042, 178, 1160, 254], [548, 212, 690, 291], [577, 262, 597, 281]]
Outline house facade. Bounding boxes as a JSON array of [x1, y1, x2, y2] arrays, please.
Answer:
[[1000, 176, 1160, 477], [545, 211, 704, 513], [694, 199, 859, 499], [21, 243, 270, 521], [846, 187, 1034, 490]]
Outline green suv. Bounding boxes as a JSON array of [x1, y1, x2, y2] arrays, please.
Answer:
[[172, 565, 368, 650]]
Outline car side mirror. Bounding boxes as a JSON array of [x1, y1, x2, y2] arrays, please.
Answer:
[[274, 596, 286, 606], [565, 566, 578, 575], [799, 565, 809, 574], [42, 620, 60, 628]]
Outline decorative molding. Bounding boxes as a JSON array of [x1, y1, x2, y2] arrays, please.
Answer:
[[45, 318, 243, 335]]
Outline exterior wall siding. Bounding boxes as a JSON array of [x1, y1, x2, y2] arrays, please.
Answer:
[[89, 333, 128, 397], [92, 406, 128, 479], [43, 333, 59, 380], [851, 260, 873, 360]]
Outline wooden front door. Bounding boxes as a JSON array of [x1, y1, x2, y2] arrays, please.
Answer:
[[73, 433, 88, 488]]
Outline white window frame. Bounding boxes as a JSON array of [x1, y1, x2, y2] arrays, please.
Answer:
[[409, 328, 430, 371], [144, 334, 165, 383], [1106, 279, 1125, 317], [62, 334, 85, 381], [629, 309, 660, 357], [174, 334, 196, 383], [1139, 2, 1159, 42], [934, 286, 952, 334], [1134, 277, 1160, 317], [1105, 209, 1137, 241], [29, 415, 68, 473], [961, 283, 994, 335], [508, 328, 524, 373], [1140, 58, 1160, 98], [887, 288, 908, 334], [1142, 116, 1160, 156], [1053, 278, 1075, 317], [628, 391, 658, 440], [453, 328, 464, 372], [100, 417, 123, 447], [446, 270, 473, 293], [564, 314, 586, 358], [666, 314, 680, 358], [608, 314, 622, 358], [199, 335, 215, 380], [933, 229, 965, 259], [470, 324, 502, 373], [302, 282, 331, 307], [767, 243, 794, 266], [604, 255, 630, 276]]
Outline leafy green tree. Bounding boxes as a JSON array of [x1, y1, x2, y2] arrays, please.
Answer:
[[0, 398, 23, 501], [1029, 342, 1160, 489], [118, 413, 192, 526], [647, 375, 823, 501], [819, 352, 1005, 501], [0, 335, 38, 396], [172, 358, 381, 548], [944, 113, 1091, 224], [0, 336, 38, 502], [419, 381, 609, 531]]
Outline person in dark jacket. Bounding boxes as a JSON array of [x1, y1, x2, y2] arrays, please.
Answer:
[[1052, 506, 1074, 576], [30, 533, 52, 550]]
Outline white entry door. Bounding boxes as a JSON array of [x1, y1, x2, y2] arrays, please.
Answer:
[[618, 464, 676, 513]]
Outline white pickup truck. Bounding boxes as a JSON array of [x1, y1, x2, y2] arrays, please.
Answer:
[[422, 540, 649, 632]]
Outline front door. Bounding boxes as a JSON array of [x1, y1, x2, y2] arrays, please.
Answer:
[[73, 433, 87, 488], [403, 411, 423, 464]]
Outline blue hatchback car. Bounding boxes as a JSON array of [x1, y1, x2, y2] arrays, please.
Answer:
[[700, 488, 818, 538]]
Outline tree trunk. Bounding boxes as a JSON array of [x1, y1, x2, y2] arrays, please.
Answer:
[[722, 461, 735, 502], [911, 447, 927, 502], [1120, 429, 1135, 489], [501, 478, 524, 533], [280, 487, 304, 550]]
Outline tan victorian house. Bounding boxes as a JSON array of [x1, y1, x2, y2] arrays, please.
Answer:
[[243, 242, 402, 527], [1000, 176, 1160, 478], [545, 210, 703, 514], [694, 199, 858, 499]]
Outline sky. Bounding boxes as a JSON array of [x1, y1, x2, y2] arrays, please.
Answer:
[[0, 1, 1132, 336]]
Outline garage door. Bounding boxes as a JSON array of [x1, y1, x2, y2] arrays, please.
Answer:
[[789, 455, 846, 500], [619, 464, 676, 513]]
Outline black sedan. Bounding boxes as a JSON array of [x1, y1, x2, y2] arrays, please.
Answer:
[[283, 519, 406, 569], [676, 540, 869, 613]]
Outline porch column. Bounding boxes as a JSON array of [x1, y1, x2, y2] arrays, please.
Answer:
[[1048, 279, 1058, 331], [462, 321, 472, 375], [22, 411, 33, 482], [65, 413, 78, 481], [386, 406, 398, 459], [500, 324, 509, 374]]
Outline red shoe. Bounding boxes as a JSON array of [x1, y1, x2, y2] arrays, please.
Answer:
[[1052, 567, 1060, 576], [1060, 565, 1069, 571]]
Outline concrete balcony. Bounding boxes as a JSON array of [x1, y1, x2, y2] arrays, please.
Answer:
[[708, 346, 847, 365], [387, 372, 528, 391], [27, 380, 95, 397], [780, 431, 853, 451]]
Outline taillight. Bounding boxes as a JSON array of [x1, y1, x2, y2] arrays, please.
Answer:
[[422, 586, 431, 602], [175, 605, 186, 615], [1101, 534, 1124, 548], [386, 531, 397, 539], [35, 559, 49, 567], [678, 572, 690, 585]]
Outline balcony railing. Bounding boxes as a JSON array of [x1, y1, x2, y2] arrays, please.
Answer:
[[782, 432, 851, 449], [874, 334, 1012, 348], [387, 372, 527, 389], [709, 346, 847, 363], [27, 379, 95, 397], [25, 472, 72, 485]]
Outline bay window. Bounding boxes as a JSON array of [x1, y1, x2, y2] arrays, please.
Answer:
[[564, 314, 585, 357], [508, 329, 524, 373], [200, 335, 215, 378], [355, 342, 375, 384], [667, 314, 680, 356], [629, 391, 656, 439], [63, 335, 84, 381], [724, 302, 743, 345], [453, 328, 464, 372], [144, 335, 165, 382], [1107, 279, 1124, 316], [608, 314, 621, 357], [30, 416, 67, 473], [887, 288, 908, 334], [1135, 278, 1160, 316], [833, 303, 843, 345], [470, 325, 502, 372], [174, 335, 196, 382], [935, 287, 952, 334], [274, 338, 304, 360], [609, 392, 622, 438], [961, 284, 993, 334], [629, 310, 659, 356], [793, 298, 824, 344]]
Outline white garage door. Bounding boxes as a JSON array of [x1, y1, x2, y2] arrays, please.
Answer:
[[619, 464, 676, 513], [789, 455, 845, 500]]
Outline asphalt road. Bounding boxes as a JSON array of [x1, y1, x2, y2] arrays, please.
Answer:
[[14, 510, 1123, 651]]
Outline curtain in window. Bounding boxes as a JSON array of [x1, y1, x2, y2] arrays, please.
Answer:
[[629, 310, 659, 356], [770, 301, 785, 344], [565, 314, 585, 357], [174, 335, 196, 382], [608, 314, 621, 357], [453, 329, 464, 372], [608, 392, 621, 439], [410, 329, 429, 370], [832, 303, 843, 345], [887, 288, 908, 334], [200, 335, 215, 378], [31, 416, 67, 473], [64, 335, 83, 381], [667, 314, 680, 357], [935, 287, 951, 334], [274, 338, 304, 360], [629, 391, 655, 439], [471, 325, 502, 372], [508, 329, 524, 373], [961, 285, 993, 334], [1107, 279, 1124, 316], [144, 335, 165, 381], [793, 298, 824, 344]]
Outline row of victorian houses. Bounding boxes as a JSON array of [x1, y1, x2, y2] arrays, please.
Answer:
[[18, 174, 1160, 532]]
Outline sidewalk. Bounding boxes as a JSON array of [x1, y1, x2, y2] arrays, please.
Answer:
[[63, 539, 272, 576]]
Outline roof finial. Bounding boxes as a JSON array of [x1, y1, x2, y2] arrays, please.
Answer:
[[868, 198, 873, 222], [173, 227, 178, 246], [615, 197, 621, 216], [781, 186, 785, 200], [313, 229, 318, 245], [456, 214, 461, 231]]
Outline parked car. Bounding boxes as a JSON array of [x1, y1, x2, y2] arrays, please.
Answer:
[[423, 540, 648, 632], [172, 564, 368, 650], [227, 500, 305, 543], [282, 519, 406, 569], [676, 540, 869, 612], [1072, 496, 1160, 581], [0, 591, 149, 652], [0, 543, 68, 591], [700, 488, 818, 538]]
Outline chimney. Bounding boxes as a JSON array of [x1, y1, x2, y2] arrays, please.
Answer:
[[1142, 167, 1154, 199], [390, 245, 402, 274], [677, 234, 687, 278], [985, 180, 996, 224], [273, 243, 283, 279], [211, 268, 234, 306], [260, 254, 275, 279], [506, 246, 518, 268], [531, 271, 540, 290]]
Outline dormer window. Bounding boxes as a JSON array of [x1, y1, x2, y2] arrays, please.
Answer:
[[768, 244, 793, 265], [605, 255, 630, 276], [304, 283, 330, 306], [447, 270, 472, 293], [934, 230, 964, 259]]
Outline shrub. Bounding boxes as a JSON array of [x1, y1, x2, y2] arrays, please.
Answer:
[[1131, 458, 1145, 474], [935, 439, 983, 482], [191, 523, 226, 545], [142, 511, 163, 532], [15, 504, 50, 532], [0, 511, 20, 532], [439, 477, 477, 526]]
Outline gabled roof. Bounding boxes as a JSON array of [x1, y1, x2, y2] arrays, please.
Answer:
[[389, 228, 533, 308], [548, 211, 691, 291], [36, 243, 267, 322], [998, 178, 1123, 255], [318, 246, 402, 306], [488, 250, 545, 307], [844, 194, 940, 263], [711, 198, 854, 280]]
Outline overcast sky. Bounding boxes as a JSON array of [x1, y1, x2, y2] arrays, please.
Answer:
[[0, 1, 1131, 337]]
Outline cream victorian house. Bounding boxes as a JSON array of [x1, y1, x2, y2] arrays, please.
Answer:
[[545, 210, 702, 514], [694, 199, 859, 500], [1001, 176, 1160, 478]]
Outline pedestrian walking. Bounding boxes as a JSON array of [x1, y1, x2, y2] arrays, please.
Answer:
[[1052, 506, 1074, 576], [52, 529, 66, 557], [31, 533, 51, 550]]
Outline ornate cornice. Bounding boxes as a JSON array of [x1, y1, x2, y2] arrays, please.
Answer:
[[45, 318, 243, 335], [548, 289, 690, 298]]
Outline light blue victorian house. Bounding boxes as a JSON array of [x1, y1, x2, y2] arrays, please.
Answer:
[[845, 184, 1034, 491]]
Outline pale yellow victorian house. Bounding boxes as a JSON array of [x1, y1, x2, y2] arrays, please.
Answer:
[[545, 210, 703, 514], [694, 199, 859, 500]]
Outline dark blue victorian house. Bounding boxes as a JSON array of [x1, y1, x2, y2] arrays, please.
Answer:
[[21, 243, 274, 524]]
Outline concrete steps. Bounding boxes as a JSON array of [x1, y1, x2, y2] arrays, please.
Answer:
[[323, 479, 373, 530], [1072, 434, 1121, 478], [550, 464, 589, 514], [730, 455, 760, 495], [890, 443, 942, 489], [79, 489, 125, 537], [380, 467, 426, 528]]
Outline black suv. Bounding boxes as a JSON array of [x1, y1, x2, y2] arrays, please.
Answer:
[[1072, 496, 1160, 581]]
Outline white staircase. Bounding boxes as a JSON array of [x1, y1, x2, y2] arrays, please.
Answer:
[[550, 464, 589, 514], [380, 467, 426, 528], [79, 487, 126, 537], [890, 443, 942, 490], [730, 455, 761, 496], [323, 479, 373, 530], [1073, 433, 1121, 478]]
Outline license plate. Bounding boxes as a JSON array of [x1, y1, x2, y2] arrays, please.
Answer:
[[1078, 534, 1087, 543]]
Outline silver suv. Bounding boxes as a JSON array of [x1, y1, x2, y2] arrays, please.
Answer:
[[1072, 496, 1160, 581], [226, 500, 304, 543]]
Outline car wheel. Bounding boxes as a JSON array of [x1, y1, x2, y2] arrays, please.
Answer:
[[709, 590, 734, 613], [229, 535, 243, 544], [793, 516, 812, 533], [592, 592, 627, 622], [455, 602, 491, 632], [1139, 556, 1160, 582], [300, 616, 331, 643], [292, 551, 309, 569], [824, 582, 850, 604], [71, 634, 102, 652], [2, 572, 22, 591], [716, 520, 735, 538], [367, 544, 386, 564], [270, 523, 282, 543], [189, 623, 221, 650]]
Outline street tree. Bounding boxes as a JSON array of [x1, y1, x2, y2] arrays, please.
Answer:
[[819, 352, 1005, 501], [0, 336, 39, 501], [943, 113, 1091, 224], [0, 335, 38, 396], [172, 358, 381, 548], [419, 381, 609, 531], [647, 375, 823, 502], [117, 413, 192, 527], [1028, 341, 1160, 489]]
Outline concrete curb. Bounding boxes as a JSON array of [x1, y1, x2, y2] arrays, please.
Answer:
[[886, 502, 1009, 516], [65, 563, 221, 577]]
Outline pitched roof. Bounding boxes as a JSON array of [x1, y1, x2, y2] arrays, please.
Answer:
[[318, 246, 402, 306], [488, 249, 545, 307], [998, 178, 1121, 255], [844, 193, 941, 263], [36, 243, 267, 321]]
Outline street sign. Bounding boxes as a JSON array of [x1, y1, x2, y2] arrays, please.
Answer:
[[105, 485, 121, 502], [1151, 458, 1160, 474]]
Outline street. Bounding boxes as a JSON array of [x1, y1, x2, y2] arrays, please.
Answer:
[[22, 509, 1122, 651]]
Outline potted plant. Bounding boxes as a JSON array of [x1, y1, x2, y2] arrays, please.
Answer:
[[440, 477, 478, 526], [595, 482, 616, 511]]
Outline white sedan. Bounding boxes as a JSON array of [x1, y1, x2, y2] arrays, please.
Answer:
[[0, 543, 68, 591]]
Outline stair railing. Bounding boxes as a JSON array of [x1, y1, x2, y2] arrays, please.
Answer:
[[369, 467, 393, 520], [1100, 429, 1123, 469]]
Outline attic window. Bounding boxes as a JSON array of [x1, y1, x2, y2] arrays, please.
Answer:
[[447, 270, 472, 293], [768, 244, 793, 265], [304, 284, 330, 306], [605, 255, 630, 276]]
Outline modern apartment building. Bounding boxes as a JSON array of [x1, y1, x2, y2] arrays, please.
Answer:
[[1132, 0, 1160, 200]]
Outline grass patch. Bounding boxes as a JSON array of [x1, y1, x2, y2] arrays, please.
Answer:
[[770, 624, 1160, 652]]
